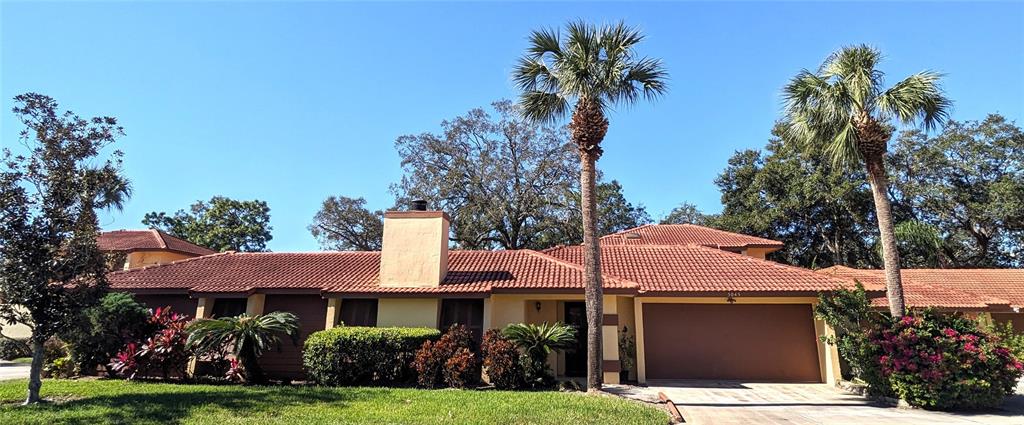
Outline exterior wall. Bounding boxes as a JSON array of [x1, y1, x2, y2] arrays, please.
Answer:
[[489, 294, 590, 380], [376, 298, 439, 328], [741, 247, 777, 260], [0, 305, 32, 339], [616, 296, 637, 381], [379, 212, 449, 287], [124, 250, 196, 270], [633, 296, 841, 385], [257, 294, 328, 380], [133, 293, 198, 317], [993, 313, 1024, 334]]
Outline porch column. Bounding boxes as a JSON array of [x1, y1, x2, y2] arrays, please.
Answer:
[[187, 297, 214, 376], [602, 295, 621, 384], [245, 293, 266, 316], [814, 315, 843, 385], [325, 298, 342, 329]]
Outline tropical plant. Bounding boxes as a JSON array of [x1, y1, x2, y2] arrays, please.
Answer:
[[59, 292, 154, 375], [783, 45, 951, 316], [480, 329, 524, 390], [503, 322, 576, 388], [412, 325, 478, 389], [512, 20, 667, 390], [186, 311, 300, 384], [109, 306, 192, 381]]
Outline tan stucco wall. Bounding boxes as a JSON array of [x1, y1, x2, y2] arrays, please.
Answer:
[[125, 250, 195, 270], [616, 296, 637, 380], [741, 247, 777, 259], [632, 296, 841, 385], [379, 213, 449, 287], [376, 298, 439, 328]]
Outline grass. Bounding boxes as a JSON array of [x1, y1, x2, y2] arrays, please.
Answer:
[[0, 379, 668, 424], [9, 358, 32, 364]]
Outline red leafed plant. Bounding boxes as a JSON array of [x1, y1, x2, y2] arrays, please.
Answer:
[[225, 358, 245, 383], [109, 306, 193, 380], [412, 325, 479, 388], [481, 329, 523, 389], [108, 342, 140, 380]]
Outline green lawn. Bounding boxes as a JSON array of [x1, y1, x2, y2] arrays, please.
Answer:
[[0, 379, 667, 424]]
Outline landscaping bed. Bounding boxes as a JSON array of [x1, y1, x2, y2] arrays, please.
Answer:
[[0, 379, 668, 424]]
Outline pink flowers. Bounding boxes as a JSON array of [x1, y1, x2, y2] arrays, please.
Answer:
[[942, 328, 959, 338]]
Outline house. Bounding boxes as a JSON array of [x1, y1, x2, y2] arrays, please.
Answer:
[[108, 207, 859, 385], [818, 266, 1024, 331], [98, 229, 217, 270], [0, 229, 215, 340]]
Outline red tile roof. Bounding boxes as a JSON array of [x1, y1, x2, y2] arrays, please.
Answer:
[[597, 224, 783, 250], [107, 250, 637, 295], [817, 266, 1019, 310], [544, 244, 850, 294], [98, 230, 216, 256]]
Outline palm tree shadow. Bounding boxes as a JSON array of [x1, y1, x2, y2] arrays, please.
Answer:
[[40, 386, 376, 425]]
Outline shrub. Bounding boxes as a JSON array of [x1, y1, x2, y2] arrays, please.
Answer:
[[815, 284, 892, 395], [978, 316, 1024, 360], [109, 306, 192, 380], [59, 292, 154, 375], [480, 329, 523, 389], [0, 336, 30, 360], [413, 325, 478, 389], [303, 326, 439, 386], [503, 322, 575, 389], [876, 312, 1023, 409], [41, 338, 74, 378]]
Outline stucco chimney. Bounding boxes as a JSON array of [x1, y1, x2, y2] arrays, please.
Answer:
[[378, 205, 449, 287]]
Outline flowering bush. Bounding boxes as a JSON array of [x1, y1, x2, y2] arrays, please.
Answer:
[[109, 306, 192, 380], [873, 312, 1023, 409]]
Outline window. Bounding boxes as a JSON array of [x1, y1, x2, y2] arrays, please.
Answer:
[[210, 298, 247, 318], [439, 299, 484, 342], [340, 299, 378, 327]]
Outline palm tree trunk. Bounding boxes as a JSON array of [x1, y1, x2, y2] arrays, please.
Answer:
[[24, 338, 44, 404], [580, 151, 604, 392], [864, 157, 906, 317], [239, 346, 265, 385]]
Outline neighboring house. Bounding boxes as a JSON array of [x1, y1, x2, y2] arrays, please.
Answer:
[[0, 230, 214, 340], [819, 266, 1024, 331], [108, 207, 855, 385], [98, 229, 217, 270]]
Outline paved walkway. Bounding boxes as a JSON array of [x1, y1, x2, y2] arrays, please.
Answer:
[[609, 380, 1024, 425], [0, 361, 30, 381]]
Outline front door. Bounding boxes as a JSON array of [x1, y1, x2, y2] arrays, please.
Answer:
[[564, 302, 587, 377]]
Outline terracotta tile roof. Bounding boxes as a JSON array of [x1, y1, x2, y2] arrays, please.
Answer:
[[98, 230, 216, 256], [596, 224, 784, 250], [817, 266, 1018, 310], [107, 250, 637, 295], [544, 244, 850, 294]]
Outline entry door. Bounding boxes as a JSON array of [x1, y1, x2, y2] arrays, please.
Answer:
[[564, 302, 587, 377]]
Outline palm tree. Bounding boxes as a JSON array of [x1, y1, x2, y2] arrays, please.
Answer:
[[503, 322, 576, 387], [512, 20, 667, 391], [783, 45, 951, 316], [186, 311, 300, 384]]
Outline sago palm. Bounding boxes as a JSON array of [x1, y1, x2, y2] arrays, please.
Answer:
[[503, 322, 576, 387], [512, 20, 667, 390], [186, 311, 300, 384], [783, 45, 950, 316]]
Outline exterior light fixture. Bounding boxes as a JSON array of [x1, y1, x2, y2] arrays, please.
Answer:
[[535, 301, 542, 312]]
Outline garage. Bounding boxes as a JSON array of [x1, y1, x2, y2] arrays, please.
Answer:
[[642, 303, 821, 382]]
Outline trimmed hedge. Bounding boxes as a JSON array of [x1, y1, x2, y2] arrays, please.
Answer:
[[303, 326, 440, 386]]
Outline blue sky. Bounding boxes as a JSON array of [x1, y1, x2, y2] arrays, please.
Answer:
[[3, 1, 1022, 252]]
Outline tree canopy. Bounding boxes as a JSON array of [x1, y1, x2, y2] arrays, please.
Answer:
[[143, 196, 273, 252], [311, 101, 650, 251]]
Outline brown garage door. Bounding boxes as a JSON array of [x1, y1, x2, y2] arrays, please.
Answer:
[[643, 303, 821, 382]]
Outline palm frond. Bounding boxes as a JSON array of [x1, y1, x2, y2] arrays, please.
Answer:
[[610, 57, 668, 104], [877, 71, 951, 131], [519, 91, 570, 124]]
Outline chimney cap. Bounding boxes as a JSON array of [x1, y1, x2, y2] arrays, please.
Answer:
[[411, 199, 428, 211]]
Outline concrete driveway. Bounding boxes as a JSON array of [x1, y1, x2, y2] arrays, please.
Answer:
[[0, 361, 30, 381], [634, 380, 1024, 425]]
